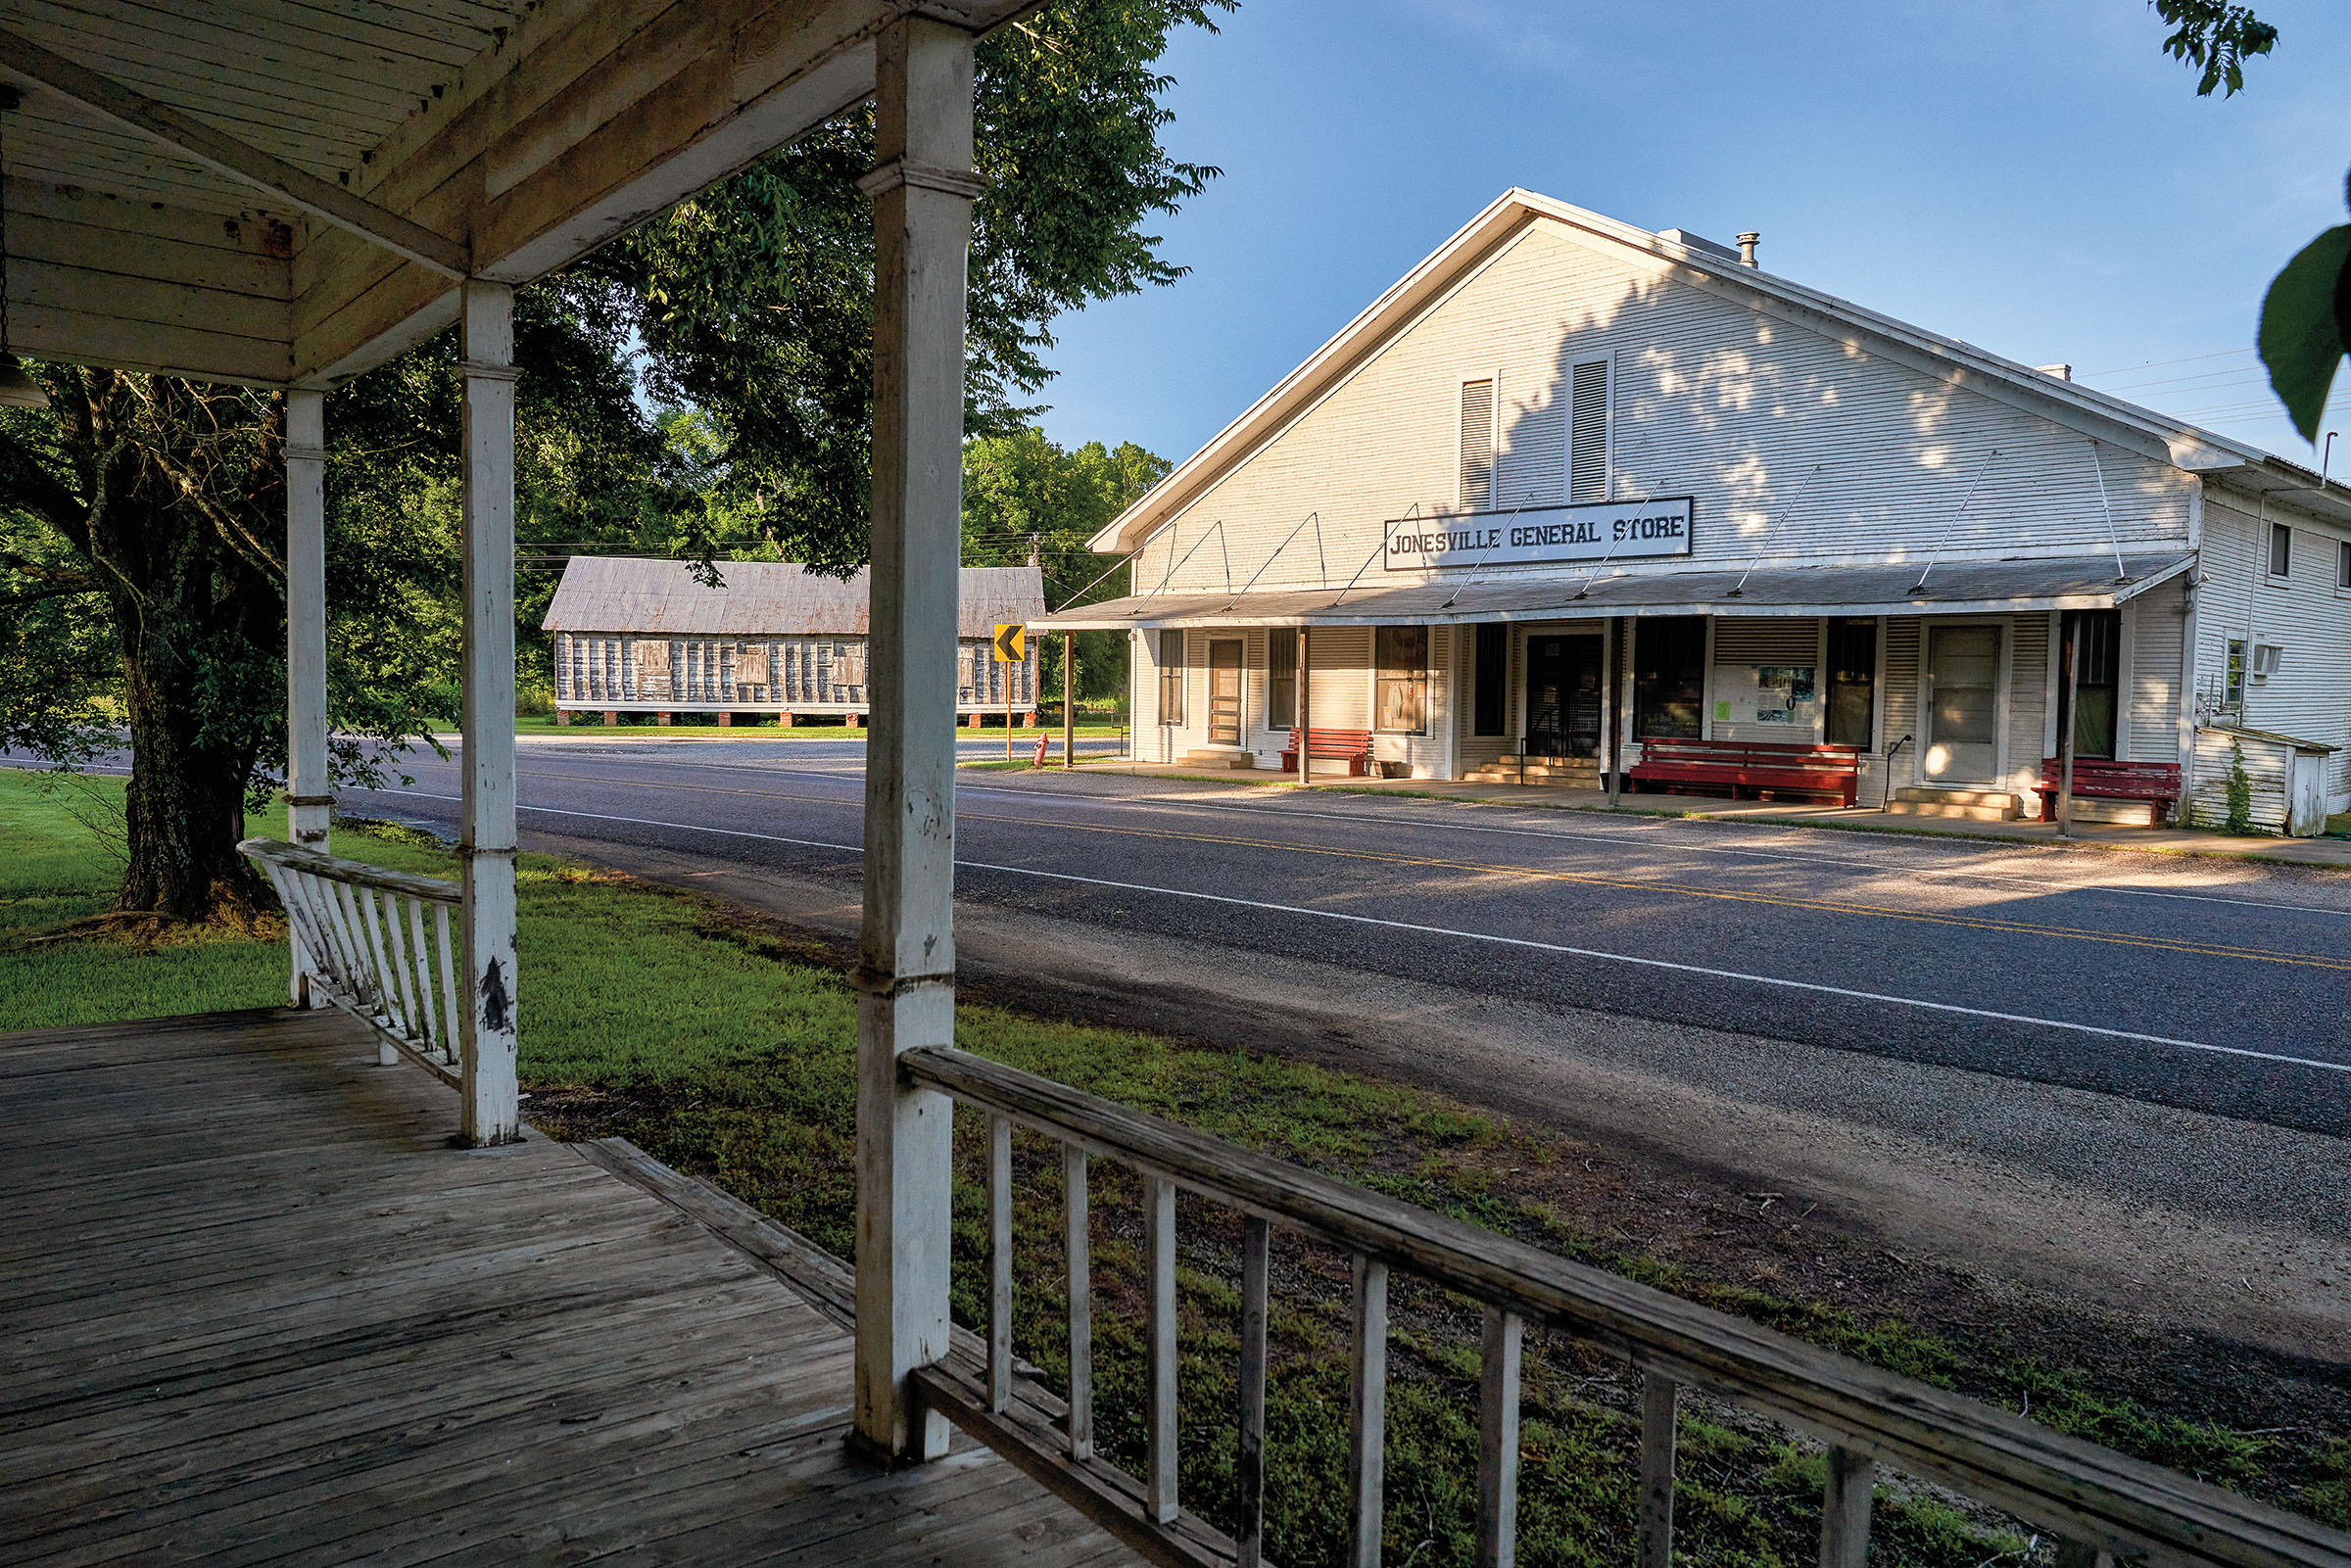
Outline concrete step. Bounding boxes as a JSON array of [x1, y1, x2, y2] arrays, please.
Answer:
[[1893, 786, 2016, 808], [2052, 794, 2165, 825], [1465, 761, 1601, 786], [1886, 785, 2021, 822], [1177, 750, 1254, 771]]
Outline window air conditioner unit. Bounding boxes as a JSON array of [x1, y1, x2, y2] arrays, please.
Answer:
[[2251, 642, 2284, 682]]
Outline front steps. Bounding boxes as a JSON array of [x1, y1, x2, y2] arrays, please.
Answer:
[[1463, 757, 1602, 787], [1177, 748, 1255, 771], [1885, 786, 2022, 822], [2050, 794, 2167, 825]]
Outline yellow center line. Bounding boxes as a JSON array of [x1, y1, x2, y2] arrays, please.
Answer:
[[502, 766, 2350, 972]]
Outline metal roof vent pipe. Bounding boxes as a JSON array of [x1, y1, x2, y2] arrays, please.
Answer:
[[1736, 231, 1760, 267]]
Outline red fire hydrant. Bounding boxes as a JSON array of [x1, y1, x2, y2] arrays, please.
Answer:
[[1032, 734, 1050, 767]]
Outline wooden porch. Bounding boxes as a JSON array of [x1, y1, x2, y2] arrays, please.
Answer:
[[0, 1007, 1126, 1567]]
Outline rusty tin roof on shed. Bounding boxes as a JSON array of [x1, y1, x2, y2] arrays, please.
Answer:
[[542, 558, 1044, 639]]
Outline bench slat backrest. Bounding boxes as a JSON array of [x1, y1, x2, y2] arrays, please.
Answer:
[[1639, 737, 1861, 774]]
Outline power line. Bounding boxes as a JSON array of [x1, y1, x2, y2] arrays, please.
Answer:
[[2074, 347, 2258, 380]]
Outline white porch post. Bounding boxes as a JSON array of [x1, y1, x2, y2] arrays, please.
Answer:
[[853, 15, 979, 1462], [283, 388, 329, 1006], [458, 280, 521, 1147]]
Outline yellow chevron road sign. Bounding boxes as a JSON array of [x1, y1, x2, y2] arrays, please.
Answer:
[[991, 623, 1025, 663]]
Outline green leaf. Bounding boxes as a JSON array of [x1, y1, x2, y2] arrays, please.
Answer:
[[2258, 224, 2351, 444]]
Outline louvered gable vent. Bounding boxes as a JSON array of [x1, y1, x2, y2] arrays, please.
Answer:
[[1458, 379, 1495, 510], [1568, 358, 1610, 502]]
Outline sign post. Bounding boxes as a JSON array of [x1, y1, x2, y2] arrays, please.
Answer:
[[991, 622, 1026, 764]]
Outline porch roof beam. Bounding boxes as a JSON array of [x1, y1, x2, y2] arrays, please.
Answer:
[[0, 29, 471, 280]]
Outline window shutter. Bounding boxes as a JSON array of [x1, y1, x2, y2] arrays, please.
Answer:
[[1568, 359, 1610, 502], [1459, 380, 1494, 510]]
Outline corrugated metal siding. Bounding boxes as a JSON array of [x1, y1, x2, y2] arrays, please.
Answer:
[[542, 557, 1044, 640], [1130, 222, 2194, 599]]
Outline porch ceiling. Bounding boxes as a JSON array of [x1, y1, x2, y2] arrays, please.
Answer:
[[0, 0, 1032, 388], [1035, 551, 2199, 629]]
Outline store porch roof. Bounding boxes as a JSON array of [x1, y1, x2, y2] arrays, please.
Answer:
[[1036, 552, 2198, 630]]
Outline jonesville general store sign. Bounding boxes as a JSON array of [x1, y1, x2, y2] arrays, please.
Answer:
[[1384, 496, 1697, 570]]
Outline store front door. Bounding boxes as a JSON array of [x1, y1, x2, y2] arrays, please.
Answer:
[[1527, 634, 1604, 758], [1207, 639, 1243, 745], [1924, 624, 2000, 783]]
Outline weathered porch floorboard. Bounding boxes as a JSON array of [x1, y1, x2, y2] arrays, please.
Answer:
[[0, 1008, 1129, 1567]]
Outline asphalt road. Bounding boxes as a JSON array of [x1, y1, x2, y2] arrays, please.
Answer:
[[342, 734, 2351, 1140]]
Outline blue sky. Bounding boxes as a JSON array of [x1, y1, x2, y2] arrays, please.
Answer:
[[1031, 0, 2351, 474]]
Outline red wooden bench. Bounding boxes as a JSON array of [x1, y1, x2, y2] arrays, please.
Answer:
[[2039, 758, 2181, 825], [1281, 727, 1374, 777], [1630, 737, 1862, 806]]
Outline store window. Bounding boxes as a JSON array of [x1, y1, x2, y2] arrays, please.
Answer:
[[1157, 630, 1184, 725], [1825, 617, 1876, 748], [1473, 623, 1507, 736], [1269, 629, 1297, 729], [1375, 626, 1428, 733], [1633, 616, 1706, 737], [2061, 609, 2118, 759]]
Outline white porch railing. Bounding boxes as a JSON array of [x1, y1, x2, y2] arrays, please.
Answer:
[[901, 1044, 2351, 1568], [242, 837, 463, 1084]]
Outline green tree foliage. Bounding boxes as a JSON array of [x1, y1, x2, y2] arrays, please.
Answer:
[[2260, 182, 2351, 444], [962, 425, 1171, 704], [2149, 2, 2351, 444], [0, 0, 1229, 920], [582, 0, 1230, 574], [2154, 0, 2278, 96], [0, 286, 659, 925]]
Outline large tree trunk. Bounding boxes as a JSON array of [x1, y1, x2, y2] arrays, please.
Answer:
[[69, 373, 285, 930], [114, 590, 275, 928]]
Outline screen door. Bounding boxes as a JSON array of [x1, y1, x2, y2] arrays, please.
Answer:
[[1207, 639, 1243, 744], [1925, 624, 2000, 783]]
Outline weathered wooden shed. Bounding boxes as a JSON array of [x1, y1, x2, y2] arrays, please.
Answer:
[[545, 556, 1043, 723]]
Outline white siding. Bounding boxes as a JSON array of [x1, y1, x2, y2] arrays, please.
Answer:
[[2126, 593, 2188, 767], [2007, 613, 2050, 803], [1880, 617, 1921, 797], [2183, 728, 2291, 832], [2200, 493, 2351, 806], [1131, 221, 2195, 597]]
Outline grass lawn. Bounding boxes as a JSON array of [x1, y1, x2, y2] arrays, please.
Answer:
[[3, 763, 2341, 1567]]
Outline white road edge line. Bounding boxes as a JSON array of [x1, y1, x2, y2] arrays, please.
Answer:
[[383, 789, 2350, 1078]]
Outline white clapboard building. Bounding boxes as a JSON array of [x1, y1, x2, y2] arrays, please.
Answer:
[[545, 557, 1043, 726], [1040, 189, 2351, 833]]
